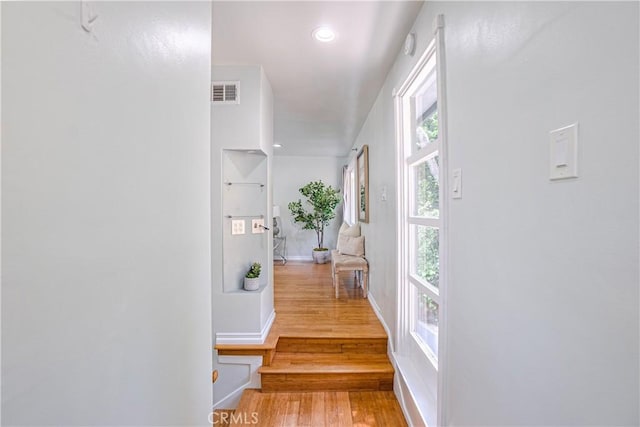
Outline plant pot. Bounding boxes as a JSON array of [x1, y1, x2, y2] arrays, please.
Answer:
[[312, 248, 331, 264], [244, 276, 260, 291]]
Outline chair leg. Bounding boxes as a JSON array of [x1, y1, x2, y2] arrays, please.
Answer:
[[363, 270, 368, 299], [331, 264, 335, 288], [335, 271, 340, 298]]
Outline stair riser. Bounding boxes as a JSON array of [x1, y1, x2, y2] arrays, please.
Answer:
[[261, 373, 393, 392], [276, 338, 387, 354]]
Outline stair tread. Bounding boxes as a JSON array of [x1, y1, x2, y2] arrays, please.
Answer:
[[260, 352, 394, 374], [276, 336, 387, 344], [278, 331, 388, 338]]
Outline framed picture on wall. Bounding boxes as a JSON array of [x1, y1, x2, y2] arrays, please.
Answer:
[[357, 145, 369, 223]]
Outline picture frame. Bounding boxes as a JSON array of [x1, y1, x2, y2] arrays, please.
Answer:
[[357, 145, 369, 223]]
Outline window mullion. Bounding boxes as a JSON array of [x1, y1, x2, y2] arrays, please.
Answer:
[[408, 217, 439, 227], [409, 275, 440, 300], [407, 142, 440, 166]]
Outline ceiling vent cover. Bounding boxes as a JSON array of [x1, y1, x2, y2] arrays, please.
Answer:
[[211, 81, 240, 104]]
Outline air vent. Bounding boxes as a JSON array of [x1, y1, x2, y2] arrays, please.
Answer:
[[211, 81, 240, 104]]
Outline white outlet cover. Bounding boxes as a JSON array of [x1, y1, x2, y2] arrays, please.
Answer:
[[231, 220, 245, 235], [252, 218, 265, 234]]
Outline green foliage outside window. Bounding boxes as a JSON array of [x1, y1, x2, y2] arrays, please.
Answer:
[[417, 226, 439, 287], [421, 111, 438, 142], [415, 110, 439, 287]]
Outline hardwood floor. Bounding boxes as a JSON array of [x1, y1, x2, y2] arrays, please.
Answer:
[[271, 262, 386, 339], [215, 261, 406, 426], [222, 389, 407, 426]]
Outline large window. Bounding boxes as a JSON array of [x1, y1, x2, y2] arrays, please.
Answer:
[[407, 63, 441, 365], [395, 29, 447, 426]]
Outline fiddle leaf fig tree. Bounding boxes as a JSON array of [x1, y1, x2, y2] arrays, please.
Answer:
[[288, 180, 341, 250]]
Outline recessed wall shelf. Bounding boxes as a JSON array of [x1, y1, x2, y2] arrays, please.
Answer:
[[224, 182, 264, 187], [225, 215, 264, 219]]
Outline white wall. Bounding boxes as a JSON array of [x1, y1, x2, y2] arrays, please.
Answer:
[[0, 3, 3, 422], [353, 1, 639, 425], [2, 3, 212, 425], [273, 156, 345, 259], [211, 65, 274, 336], [212, 66, 263, 150], [211, 65, 275, 407]]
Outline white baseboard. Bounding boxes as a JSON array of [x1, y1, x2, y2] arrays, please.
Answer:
[[215, 310, 276, 345], [393, 354, 432, 427], [285, 255, 313, 261], [368, 294, 429, 426], [393, 367, 429, 427], [367, 294, 395, 353]]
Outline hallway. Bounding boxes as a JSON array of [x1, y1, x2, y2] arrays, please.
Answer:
[[217, 261, 406, 426], [2, 2, 637, 426]]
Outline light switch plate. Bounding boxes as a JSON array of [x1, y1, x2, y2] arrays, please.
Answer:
[[252, 218, 265, 234], [452, 168, 462, 199], [550, 123, 578, 180], [231, 220, 245, 235]]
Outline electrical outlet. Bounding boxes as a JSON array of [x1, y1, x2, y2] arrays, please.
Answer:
[[252, 219, 265, 234], [231, 220, 245, 235]]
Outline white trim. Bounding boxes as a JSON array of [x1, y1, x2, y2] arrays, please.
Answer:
[[394, 354, 434, 427], [215, 310, 275, 345], [434, 16, 449, 426], [394, 93, 409, 355], [407, 217, 439, 228], [394, 374, 427, 427], [433, 14, 444, 34], [407, 143, 439, 166], [367, 293, 396, 354], [395, 14, 449, 427], [212, 355, 262, 409], [395, 39, 436, 98], [285, 255, 313, 261], [368, 289, 429, 427], [408, 275, 438, 297]]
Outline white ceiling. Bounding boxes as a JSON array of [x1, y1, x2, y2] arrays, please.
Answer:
[[212, 1, 424, 157]]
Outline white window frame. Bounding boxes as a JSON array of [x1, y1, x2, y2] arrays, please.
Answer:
[[342, 157, 358, 225], [394, 15, 448, 427]]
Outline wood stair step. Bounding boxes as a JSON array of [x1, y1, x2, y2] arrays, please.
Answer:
[[262, 353, 394, 372], [276, 336, 387, 354], [215, 329, 279, 366], [259, 353, 394, 392]]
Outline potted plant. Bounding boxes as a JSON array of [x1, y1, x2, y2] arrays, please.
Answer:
[[244, 262, 261, 291], [288, 180, 341, 264]]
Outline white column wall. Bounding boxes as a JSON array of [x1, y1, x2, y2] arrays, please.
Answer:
[[2, 3, 212, 425]]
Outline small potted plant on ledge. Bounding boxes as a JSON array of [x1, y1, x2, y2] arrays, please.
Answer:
[[288, 180, 341, 264], [244, 262, 261, 291]]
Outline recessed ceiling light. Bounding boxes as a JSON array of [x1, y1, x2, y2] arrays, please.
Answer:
[[312, 26, 336, 43], [273, 143, 283, 148]]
